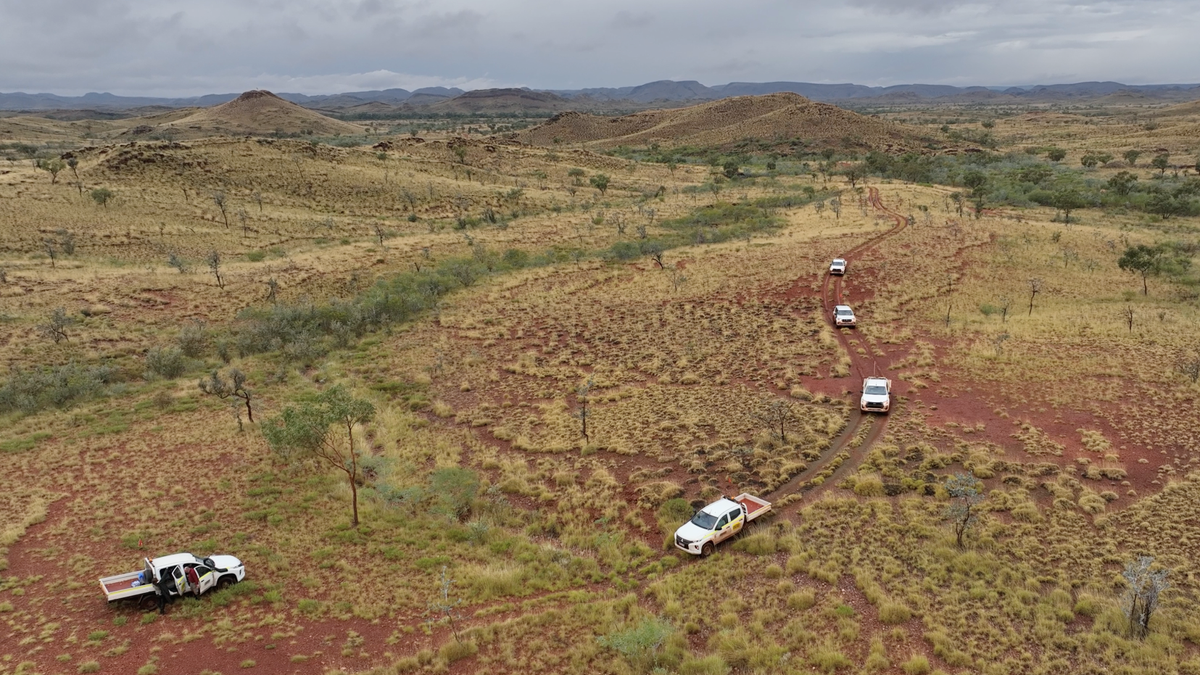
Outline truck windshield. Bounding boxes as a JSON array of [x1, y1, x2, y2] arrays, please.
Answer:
[[865, 385, 888, 395], [690, 512, 718, 529]]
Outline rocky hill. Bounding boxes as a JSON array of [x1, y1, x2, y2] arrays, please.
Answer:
[[162, 90, 363, 136], [514, 92, 943, 153]]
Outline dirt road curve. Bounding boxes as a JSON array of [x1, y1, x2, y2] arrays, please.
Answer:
[[768, 186, 908, 511]]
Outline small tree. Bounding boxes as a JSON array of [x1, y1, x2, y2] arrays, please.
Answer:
[[168, 253, 189, 274], [1123, 149, 1141, 167], [38, 307, 75, 343], [1121, 306, 1135, 332], [1027, 277, 1043, 315], [998, 296, 1012, 323], [206, 249, 224, 288], [590, 173, 610, 195], [262, 385, 376, 527], [1121, 556, 1169, 639], [1118, 244, 1164, 295], [1051, 187, 1088, 224], [67, 157, 79, 179], [198, 368, 254, 429], [1046, 147, 1067, 162], [573, 377, 594, 442], [1107, 171, 1138, 196], [38, 158, 66, 184], [1151, 153, 1170, 177], [963, 171, 988, 218], [830, 196, 842, 220], [754, 397, 800, 444], [943, 473, 984, 549], [90, 187, 114, 207], [213, 191, 230, 228], [44, 240, 57, 268], [426, 566, 465, 643], [843, 164, 865, 189]]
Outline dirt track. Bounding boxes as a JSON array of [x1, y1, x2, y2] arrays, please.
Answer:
[[769, 186, 908, 511]]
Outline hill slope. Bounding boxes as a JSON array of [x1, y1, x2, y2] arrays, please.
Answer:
[[514, 92, 942, 152], [163, 90, 363, 136], [425, 88, 574, 113]]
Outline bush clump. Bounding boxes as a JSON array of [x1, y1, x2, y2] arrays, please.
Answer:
[[0, 362, 116, 413]]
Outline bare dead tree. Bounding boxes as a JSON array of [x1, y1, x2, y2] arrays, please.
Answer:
[[753, 397, 800, 444], [999, 296, 1012, 323], [237, 208, 249, 236], [44, 240, 57, 268], [265, 278, 279, 304], [1122, 556, 1170, 639], [1028, 277, 1043, 316], [206, 249, 224, 289], [38, 307, 74, 343], [198, 368, 254, 428], [992, 332, 1010, 356], [573, 377, 594, 442], [213, 191, 229, 229], [1176, 349, 1200, 383], [1121, 306, 1135, 332], [252, 191, 263, 212]]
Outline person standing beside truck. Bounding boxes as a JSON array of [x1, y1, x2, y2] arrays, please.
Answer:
[[185, 566, 200, 598], [153, 571, 168, 614]]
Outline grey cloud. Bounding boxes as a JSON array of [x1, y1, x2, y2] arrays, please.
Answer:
[[610, 10, 654, 29], [0, 0, 1196, 96]]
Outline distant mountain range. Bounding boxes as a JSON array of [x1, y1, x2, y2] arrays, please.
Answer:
[[2, 80, 1198, 113]]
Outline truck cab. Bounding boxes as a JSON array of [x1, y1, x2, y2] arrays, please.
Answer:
[[860, 377, 892, 413], [674, 494, 771, 556], [830, 258, 847, 275], [833, 304, 857, 327]]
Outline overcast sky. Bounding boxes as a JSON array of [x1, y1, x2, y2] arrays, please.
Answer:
[[0, 0, 1195, 96]]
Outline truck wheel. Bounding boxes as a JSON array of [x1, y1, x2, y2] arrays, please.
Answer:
[[217, 576, 235, 590], [137, 594, 157, 611], [701, 543, 714, 557]]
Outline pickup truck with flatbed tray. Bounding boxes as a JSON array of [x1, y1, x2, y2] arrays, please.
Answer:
[[100, 552, 246, 605], [674, 493, 772, 556]]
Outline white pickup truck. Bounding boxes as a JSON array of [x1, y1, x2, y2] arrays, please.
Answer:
[[674, 493, 772, 556], [100, 553, 246, 605], [860, 377, 892, 413]]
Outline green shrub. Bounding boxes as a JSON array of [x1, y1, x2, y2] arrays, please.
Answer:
[[902, 655, 931, 675], [77, 662, 101, 674], [0, 362, 115, 413], [437, 640, 477, 663], [787, 590, 816, 610], [246, 251, 266, 262], [678, 655, 731, 675], [430, 467, 480, 520], [597, 617, 674, 670], [810, 646, 851, 673], [145, 346, 187, 380], [879, 602, 912, 624], [853, 475, 885, 497]]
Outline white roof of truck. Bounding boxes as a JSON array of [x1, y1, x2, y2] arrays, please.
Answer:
[[864, 377, 889, 384], [701, 498, 738, 515], [151, 553, 202, 568]]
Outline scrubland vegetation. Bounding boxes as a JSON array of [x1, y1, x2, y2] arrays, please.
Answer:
[[1, 98, 1199, 675]]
